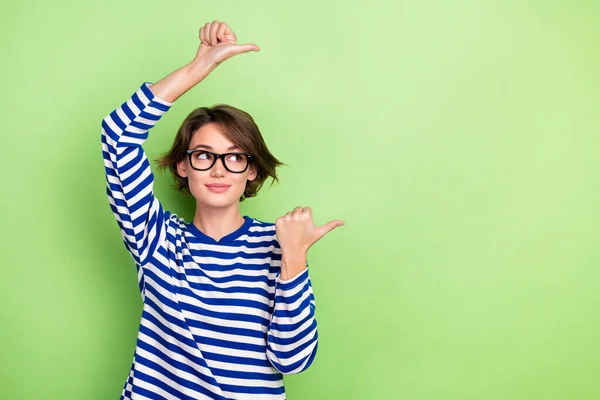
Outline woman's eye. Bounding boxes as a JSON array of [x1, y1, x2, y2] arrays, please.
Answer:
[[196, 152, 210, 160], [227, 154, 241, 162]]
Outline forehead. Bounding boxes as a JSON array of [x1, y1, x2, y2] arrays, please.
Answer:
[[189, 123, 236, 150]]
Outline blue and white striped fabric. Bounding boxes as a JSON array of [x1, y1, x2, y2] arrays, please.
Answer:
[[101, 82, 318, 400]]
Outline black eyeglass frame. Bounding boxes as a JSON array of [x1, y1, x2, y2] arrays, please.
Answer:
[[186, 149, 253, 173]]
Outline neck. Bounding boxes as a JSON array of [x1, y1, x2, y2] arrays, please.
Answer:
[[192, 203, 245, 243]]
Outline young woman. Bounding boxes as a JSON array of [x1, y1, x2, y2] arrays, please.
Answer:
[[101, 20, 344, 399]]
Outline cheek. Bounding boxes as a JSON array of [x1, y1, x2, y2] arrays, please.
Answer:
[[186, 169, 204, 183], [231, 175, 250, 194], [185, 171, 206, 193], [232, 173, 250, 185]]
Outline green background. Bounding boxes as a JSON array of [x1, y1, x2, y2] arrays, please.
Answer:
[[1, 0, 599, 399]]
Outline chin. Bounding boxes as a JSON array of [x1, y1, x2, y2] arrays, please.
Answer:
[[204, 198, 239, 209]]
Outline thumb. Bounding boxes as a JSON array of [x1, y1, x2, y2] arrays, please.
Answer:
[[316, 220, 345, 239], [232, 43, 260, 54], [215, 43, 260, 65]]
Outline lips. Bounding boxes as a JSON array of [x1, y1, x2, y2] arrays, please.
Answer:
[[205, 184, 231, 193]]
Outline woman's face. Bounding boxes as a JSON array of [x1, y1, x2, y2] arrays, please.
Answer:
[[176, 122, 257, 209]]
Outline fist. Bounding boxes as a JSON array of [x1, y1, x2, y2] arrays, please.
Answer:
[[275, 206, 344, 279], [194, 20, 260, 66]]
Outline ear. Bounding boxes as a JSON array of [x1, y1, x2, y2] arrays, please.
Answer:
[[247, 164, 258, 182], [176, 159, 188, 178]]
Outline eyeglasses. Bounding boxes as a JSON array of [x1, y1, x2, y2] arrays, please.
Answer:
[[186, 149, 253, 173]]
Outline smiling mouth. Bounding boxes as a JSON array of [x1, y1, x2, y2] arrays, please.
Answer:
[[205, 184, 231, 192]]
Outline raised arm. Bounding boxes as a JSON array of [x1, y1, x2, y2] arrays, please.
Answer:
[[101, 20, 259, 269], [101, 84, 174, 268]]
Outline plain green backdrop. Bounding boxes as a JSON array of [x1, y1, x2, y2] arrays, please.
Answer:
[[1, 0, 600, 399]]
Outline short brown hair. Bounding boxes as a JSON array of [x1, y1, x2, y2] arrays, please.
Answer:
[[156, 104, 284, 201]]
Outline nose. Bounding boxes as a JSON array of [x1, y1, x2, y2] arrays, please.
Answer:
[[210, 155, 226, 177]]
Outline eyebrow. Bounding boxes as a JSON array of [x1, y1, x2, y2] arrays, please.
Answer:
[[192, 144, 241, 151]]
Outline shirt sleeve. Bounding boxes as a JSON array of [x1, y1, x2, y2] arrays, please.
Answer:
[[101, 81, 174, 270], [266, 266, 319, 374]]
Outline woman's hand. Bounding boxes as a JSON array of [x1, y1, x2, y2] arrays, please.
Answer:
[[193, 20, 260, 67], [149, 20, 259, 103], [275, 207, 344, 281]]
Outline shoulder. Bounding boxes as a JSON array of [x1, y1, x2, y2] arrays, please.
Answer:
[[247, 216, 276, 233], [248, 216, 275, 228], [245, 217, 280, 247]]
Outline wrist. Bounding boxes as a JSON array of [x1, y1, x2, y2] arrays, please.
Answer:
[[280, 253, 307, 281], [186, 57, 217, 81]]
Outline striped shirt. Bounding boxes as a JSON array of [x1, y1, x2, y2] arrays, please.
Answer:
[[101, 82, 318, 399]]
